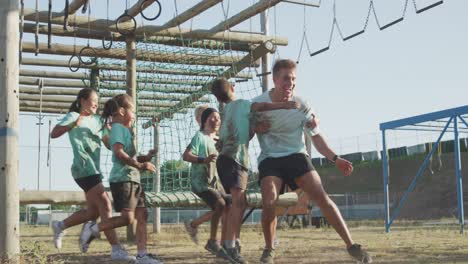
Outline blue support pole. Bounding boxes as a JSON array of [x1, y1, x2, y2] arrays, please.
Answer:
[[453, 116, 464, 234], [388, 117, 453, 228], [381, 130, 390, 232]]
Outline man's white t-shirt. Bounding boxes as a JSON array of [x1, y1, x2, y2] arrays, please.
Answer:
[[252, 90, 319, 164]]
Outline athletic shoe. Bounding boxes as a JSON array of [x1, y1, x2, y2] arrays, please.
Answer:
[[205, 240, 222, 255], [260, 248, 275, 264], [225, 247, 248, 264], [111, 245, 136, 261], [52, 221, 65, 249], [136, 253, 163, 264], [184, 220, 199, 244], [78, 221, 100, 253], [347, 244, 372, 263]]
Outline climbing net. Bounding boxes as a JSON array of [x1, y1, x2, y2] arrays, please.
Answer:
[[97, 38, 265, 193]]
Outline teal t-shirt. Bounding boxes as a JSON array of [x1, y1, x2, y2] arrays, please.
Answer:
[[252, 90, 320, 164], [187, 131, 221, 193], [58, 112, 105, 179], [218, 99, 252, 169], [109, 123, 141, 183]]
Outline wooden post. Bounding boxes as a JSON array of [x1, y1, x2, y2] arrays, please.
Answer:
[[125, 34, 137, 242], [152, 123, 161, 233], [260, 10, 270, 92], [90, 68, 99, 90], [0, 0, 20, 262]]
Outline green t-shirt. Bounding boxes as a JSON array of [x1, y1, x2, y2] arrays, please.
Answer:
[[187, 131, 221, 193], [218, 99, 252, 169], [109, 123, 141, 183], [58, 112, 105, 179]]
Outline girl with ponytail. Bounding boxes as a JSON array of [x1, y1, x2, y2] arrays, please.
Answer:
[[80, 94, 162, 264], [50, 88, 134, 261]]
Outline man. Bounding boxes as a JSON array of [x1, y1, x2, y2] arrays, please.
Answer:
[[252, 59, 372, 264]]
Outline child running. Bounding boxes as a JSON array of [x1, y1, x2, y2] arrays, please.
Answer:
[[183, 107, 231, 259], [50, 88, 134, 261], [79, 94, 162, 264], [211, 78, 299, 264]]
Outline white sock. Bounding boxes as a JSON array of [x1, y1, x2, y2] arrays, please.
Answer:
[[224, 240, 236, 249]]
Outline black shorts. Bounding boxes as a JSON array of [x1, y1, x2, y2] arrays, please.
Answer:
[[110, 181, 146, 212], [74, 174, 102, 193], [258, 153, 315, 191], [196, 188, 232, 210], [217, 155, 248, 193]]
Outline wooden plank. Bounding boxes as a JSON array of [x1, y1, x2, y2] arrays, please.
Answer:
[[21, 42, 242, 67], [20, 58, 254, 78], [162, 0, 222, 28], [22, 8, 288, 46]]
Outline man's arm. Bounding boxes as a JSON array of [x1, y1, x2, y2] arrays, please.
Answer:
[[251, 101, 299, 112], [311, 134, 353, 176]]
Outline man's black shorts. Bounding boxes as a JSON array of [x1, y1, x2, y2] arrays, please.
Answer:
[[258, 153, 315, 191]]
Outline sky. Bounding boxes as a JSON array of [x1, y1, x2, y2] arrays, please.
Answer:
[[18, 0, 468, 191]]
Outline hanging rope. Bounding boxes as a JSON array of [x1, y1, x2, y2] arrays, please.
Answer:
[[34, 0, 39, 56], [63, 0, 69, 31], [102, 0, 113, 50], [79, 0, 97, 65], [116, 0, 137, 36], [68, 16, 80, 72], [48, 0, 52, 48]]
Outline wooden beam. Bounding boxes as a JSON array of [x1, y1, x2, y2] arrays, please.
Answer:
[[210, 0, 282, 32], [20, 69, 87, 80], [19, 85, 211, 102], [20, 77, 89, 88], [18, 107, 186, 117], [162, 0, 222, 28], [20, 58, 253, 78], [20, 190, 298, 208], [0, 0, 20, 260], [22, 23, 254, 52], [21, 42, 242, 67], [22, 8, 288, 46], [147, 41, 276, 125]]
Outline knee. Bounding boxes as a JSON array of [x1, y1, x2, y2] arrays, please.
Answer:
[[314, 194, 333, 208], [262, 198, 277, 211], [121, 212, 135, 225]]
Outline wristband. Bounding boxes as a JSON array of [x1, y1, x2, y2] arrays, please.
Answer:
[[197, 157, 205, 164], [330, 155, 338, 163]]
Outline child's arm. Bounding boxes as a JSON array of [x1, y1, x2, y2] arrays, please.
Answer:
[[50, 110, 89, 139], [101, 124, 111, 150], [183, 148, 217, 164], [251, 101, 299, 112], [113, 143, 156, 172], [137, 149, 156, 163]]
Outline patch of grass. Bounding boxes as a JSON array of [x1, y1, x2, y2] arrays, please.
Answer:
[[18, 221, 468, 263]]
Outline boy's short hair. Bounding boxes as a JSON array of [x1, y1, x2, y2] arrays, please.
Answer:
[[211, 78, 232, 103], [272, 59, 296, 77], [194, 104, 209, 126]]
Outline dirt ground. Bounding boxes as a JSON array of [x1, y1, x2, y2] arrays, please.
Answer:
[[20, 221, 468, 264]]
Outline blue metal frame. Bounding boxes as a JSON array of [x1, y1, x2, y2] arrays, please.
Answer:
[[380, 105, 468, 233]]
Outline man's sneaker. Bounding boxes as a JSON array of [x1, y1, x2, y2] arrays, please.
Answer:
[[347, 244, 372, 263], [225, 247, 248, 264], [136, 253, 163, 264], [260, 248, 275, 264], [184, 220, 199, 244], [205, 240, 222, 255], [78, 221, 100, 253], [111, 246, 136, 261], [52, 221, 65, 249]]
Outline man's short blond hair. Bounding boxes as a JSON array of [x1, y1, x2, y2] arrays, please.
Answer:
[[272, 59, 297, 77]]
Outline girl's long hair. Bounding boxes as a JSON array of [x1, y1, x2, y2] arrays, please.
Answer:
[[69, 88, 97, 113], [101, 94, 133, 129]]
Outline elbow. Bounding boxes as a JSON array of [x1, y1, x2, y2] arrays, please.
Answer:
[[50, 131, 60, 139]]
